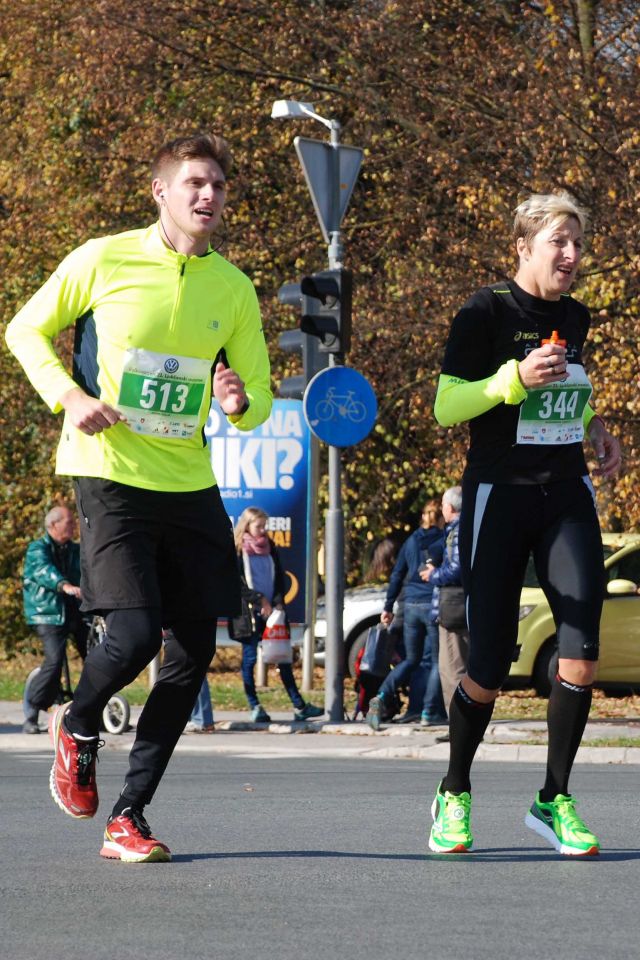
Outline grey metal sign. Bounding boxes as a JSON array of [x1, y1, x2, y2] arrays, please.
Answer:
[[294, 136, 363, 243]]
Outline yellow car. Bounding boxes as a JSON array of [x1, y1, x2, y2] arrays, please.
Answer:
[[509, 532, 640, 696]]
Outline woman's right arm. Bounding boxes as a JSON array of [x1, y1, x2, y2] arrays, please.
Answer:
[[434, 289, 528, 427], [434, 364, 527, 427]]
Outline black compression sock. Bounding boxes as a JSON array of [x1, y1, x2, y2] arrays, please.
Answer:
[[441, 683, 495, 794], [111, 794, 143, 820], [540, 673, 592, 802], [63, 712, 99, 741]]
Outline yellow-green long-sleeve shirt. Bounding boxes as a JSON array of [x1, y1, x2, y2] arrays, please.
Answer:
[[6, 223, 272, 492]]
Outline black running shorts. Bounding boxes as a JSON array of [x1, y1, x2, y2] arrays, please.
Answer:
[[459, 476, 604, 690], [74, 478, 241, 621]]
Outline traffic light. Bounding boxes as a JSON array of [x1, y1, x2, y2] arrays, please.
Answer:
[[300, 268, 352, 356], [277, 283, 329, 400]]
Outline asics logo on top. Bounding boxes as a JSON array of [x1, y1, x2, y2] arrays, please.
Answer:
[[514, 331, 538, 341], [207, 319, 220, 330], [164, 358, 179, 374]]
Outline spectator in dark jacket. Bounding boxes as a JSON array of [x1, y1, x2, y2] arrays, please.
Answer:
[[22, 506, 88, 734], [421, 486, 466, 715], [367, 500, 445, 729]]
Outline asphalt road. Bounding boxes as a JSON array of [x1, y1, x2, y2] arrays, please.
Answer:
[[1, 753, 638, 960]]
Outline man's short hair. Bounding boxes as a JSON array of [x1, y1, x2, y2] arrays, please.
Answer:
[[513, 191, 588, 248], [44, 506, 69, 532], [442, 485, 462, 514], [151, 134, 232, 182]]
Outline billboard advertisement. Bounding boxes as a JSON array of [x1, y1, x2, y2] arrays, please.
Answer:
[[205, 399, 311, 623]]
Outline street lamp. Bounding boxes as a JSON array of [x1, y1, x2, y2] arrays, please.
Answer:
[[271, 99, 335, 132]]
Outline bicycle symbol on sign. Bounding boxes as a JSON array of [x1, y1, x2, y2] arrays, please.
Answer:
[[313, 388, 366, 424]]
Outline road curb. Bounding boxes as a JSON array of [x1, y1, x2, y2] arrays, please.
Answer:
[[2, 729, 640, 764]]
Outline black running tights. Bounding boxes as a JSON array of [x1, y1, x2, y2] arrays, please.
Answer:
[[67, 608, 217, 805]]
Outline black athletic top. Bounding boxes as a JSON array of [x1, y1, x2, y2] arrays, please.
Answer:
[[440, 280, 592, 484]]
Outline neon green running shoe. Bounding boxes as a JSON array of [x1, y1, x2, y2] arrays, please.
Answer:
[[428, 781, 473, 853], [525, 792, 600, 856]]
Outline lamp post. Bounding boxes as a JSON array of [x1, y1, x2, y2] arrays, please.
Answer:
[[271, 99, 351, 720]]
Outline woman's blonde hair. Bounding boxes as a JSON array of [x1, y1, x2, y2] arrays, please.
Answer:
[[513, 191, 588, 248], [234, 506, 269, 553]]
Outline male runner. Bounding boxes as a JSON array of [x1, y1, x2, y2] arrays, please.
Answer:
[[6, 133, 272, 862]]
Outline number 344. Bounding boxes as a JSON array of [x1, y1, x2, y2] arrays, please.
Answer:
[[538, 390, 579, 420]]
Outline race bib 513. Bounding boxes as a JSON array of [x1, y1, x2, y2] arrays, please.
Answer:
[[117, 349, 211, 439]]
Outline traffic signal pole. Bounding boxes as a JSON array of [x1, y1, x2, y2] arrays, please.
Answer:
[[324, 118, 346, 723]]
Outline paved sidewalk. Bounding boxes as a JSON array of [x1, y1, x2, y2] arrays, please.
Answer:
[[1, 700, 639, 763]]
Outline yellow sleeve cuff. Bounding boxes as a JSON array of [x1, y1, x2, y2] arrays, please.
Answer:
[[434, 360, 527, 427]]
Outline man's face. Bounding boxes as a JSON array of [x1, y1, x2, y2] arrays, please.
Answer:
[[442, 501, 455, 524], [48, 511, 75, 544], [153, 157, 227, 243]]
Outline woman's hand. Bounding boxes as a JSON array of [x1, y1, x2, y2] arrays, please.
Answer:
[[381, 610, 394, 626], [518, 345, 568, 389], [588, 418, 622, 478], [260, 598, 273, 618]]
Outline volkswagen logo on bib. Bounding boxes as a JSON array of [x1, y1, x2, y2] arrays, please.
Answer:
[[164, 358, 180, 374]]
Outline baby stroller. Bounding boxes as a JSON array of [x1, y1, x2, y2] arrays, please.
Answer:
[[24, 614, 131, 735]]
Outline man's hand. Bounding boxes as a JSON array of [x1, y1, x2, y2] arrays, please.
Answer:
[[588, 418, 621, 478], [419, 563, 435, 582], [213, 362, 248, 416], [61, 583, 82, 599], [59, 387, 126, 436], [518, 344, 568, 389], [380, 610, 394, 627]]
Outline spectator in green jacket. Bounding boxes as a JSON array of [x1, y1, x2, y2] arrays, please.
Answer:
[[22, 506, 88, 733]]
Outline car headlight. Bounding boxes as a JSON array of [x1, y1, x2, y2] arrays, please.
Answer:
[[518, 605, 537, 621]]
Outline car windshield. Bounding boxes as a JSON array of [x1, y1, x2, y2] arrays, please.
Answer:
[[523, 545, 617, 588]]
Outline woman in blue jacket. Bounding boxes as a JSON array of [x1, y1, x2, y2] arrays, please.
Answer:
[[367, 500, 445, 729]]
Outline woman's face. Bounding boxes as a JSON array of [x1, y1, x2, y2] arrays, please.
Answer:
[[517, 216, 583, 300], [248, 517, 267, 538]]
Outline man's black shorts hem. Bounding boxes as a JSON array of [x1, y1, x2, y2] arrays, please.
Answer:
[[74, 477, 241, 621]]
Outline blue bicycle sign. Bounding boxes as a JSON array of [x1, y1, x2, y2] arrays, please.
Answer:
[[303, 367, 377, 447], [315, 387, 367, 424]]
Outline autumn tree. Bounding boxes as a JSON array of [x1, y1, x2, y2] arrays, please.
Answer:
[[1, 0, 639, 652]]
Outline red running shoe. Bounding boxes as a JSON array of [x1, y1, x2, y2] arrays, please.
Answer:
[[48, 703, 101, 819], [100, 809, 172, 863]]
